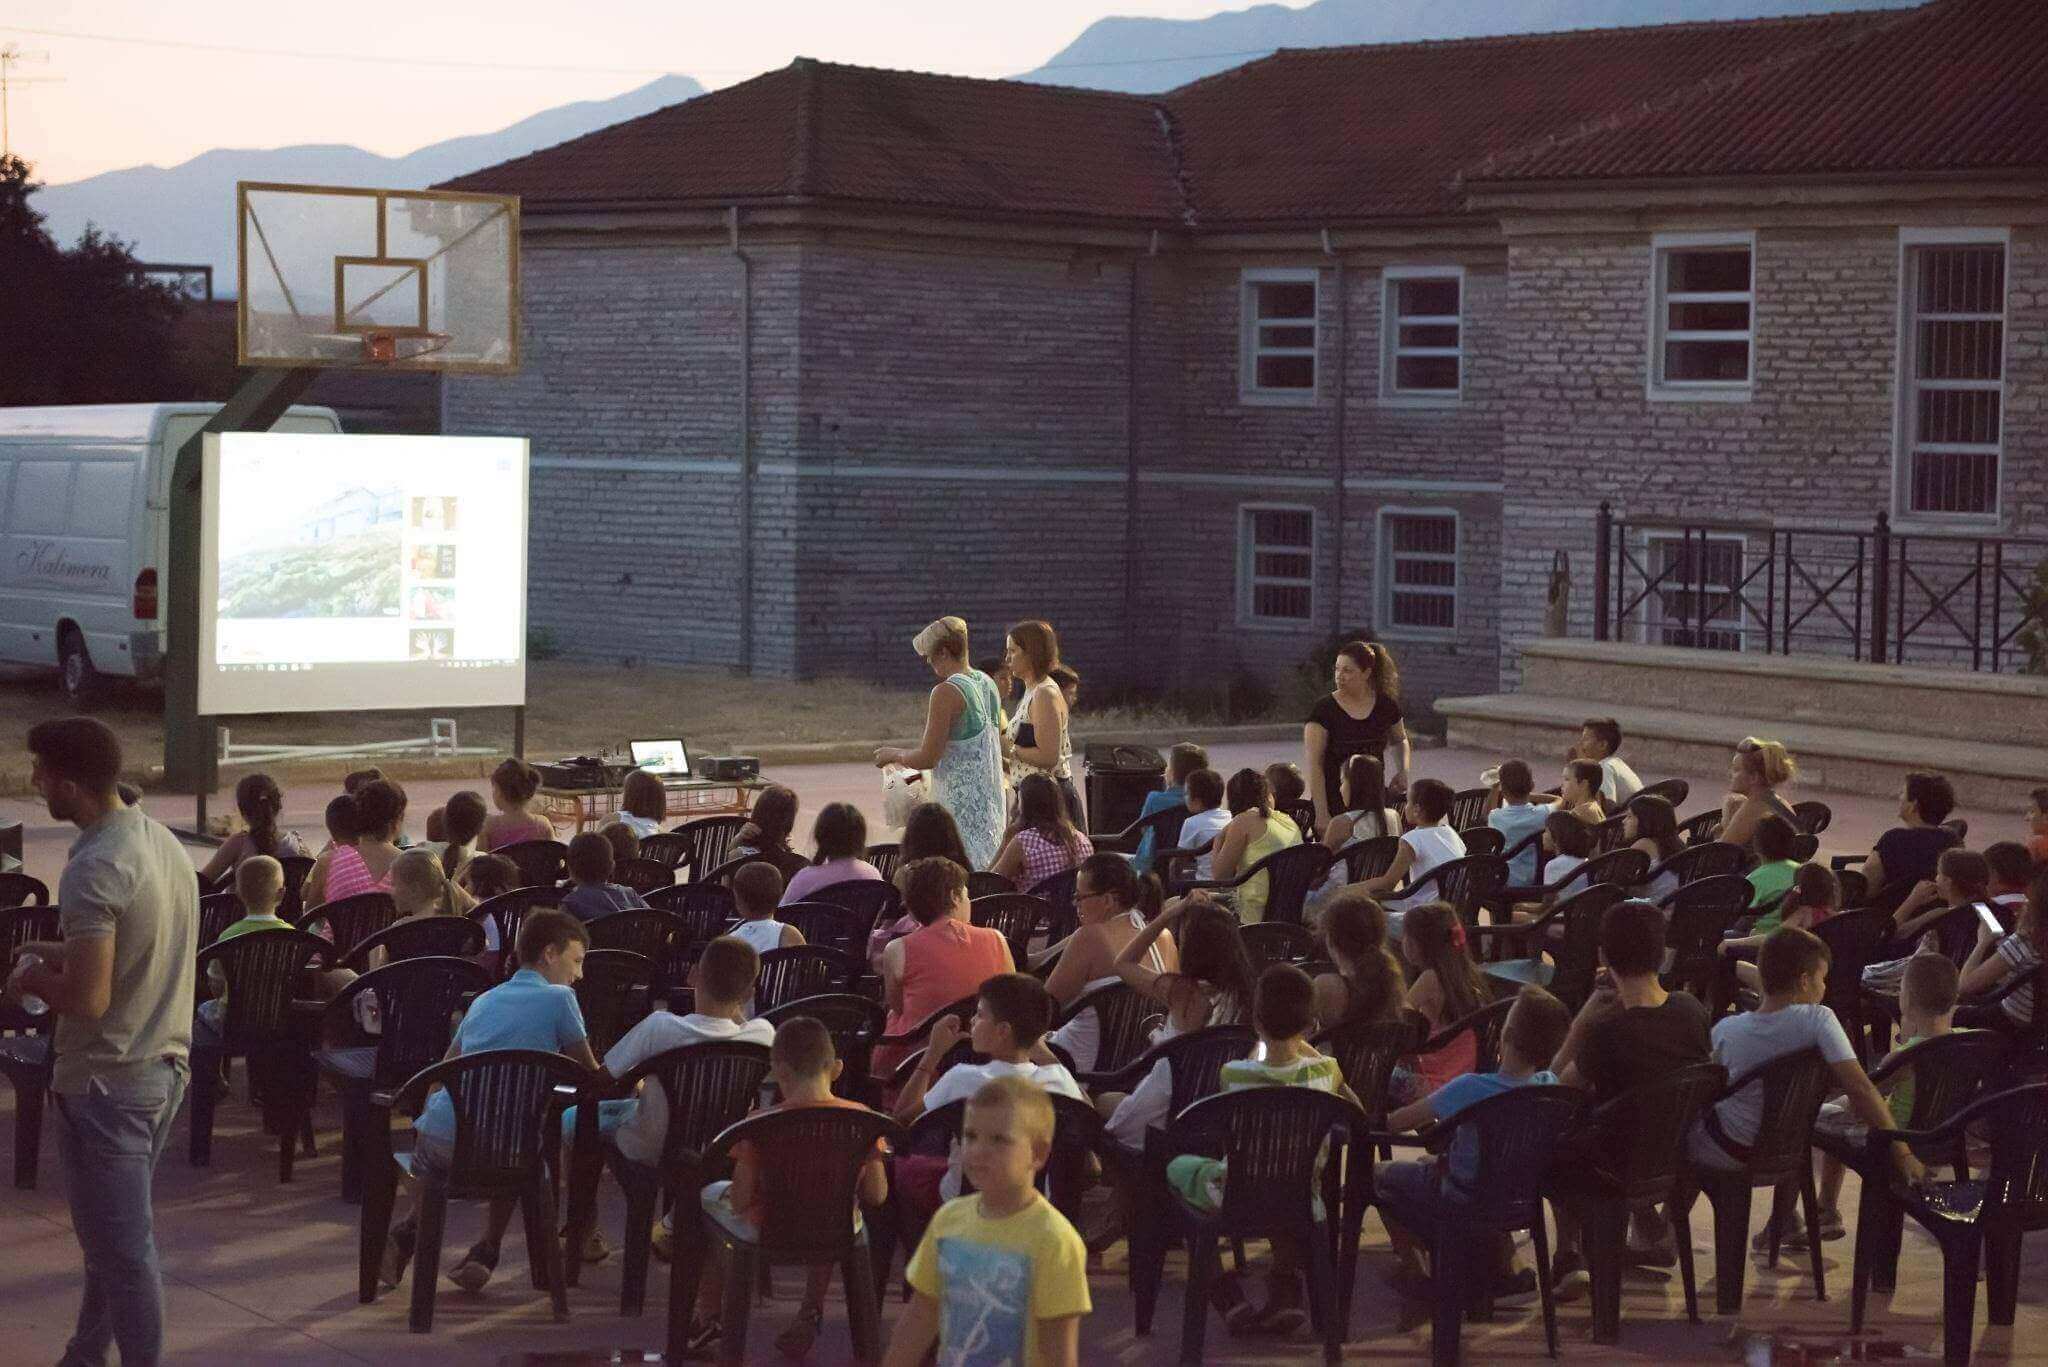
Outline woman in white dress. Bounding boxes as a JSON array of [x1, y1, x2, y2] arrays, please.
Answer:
[[1002, 619, 1083, 825], [873, 616, 1007, 870]]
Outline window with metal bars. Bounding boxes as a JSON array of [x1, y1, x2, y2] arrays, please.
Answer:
[[1650, 234, 1754, 394], [1240, 270, 1318, 400], [1901, 241, 2005, 518], [1383, 270, 1462, 399], [1238, 505, 1315, 624], [1641, 533, 1746, 651], [1378, 511, 1458, 635]]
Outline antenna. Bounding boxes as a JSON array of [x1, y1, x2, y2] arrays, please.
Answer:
[[0, 45, 63, 159]]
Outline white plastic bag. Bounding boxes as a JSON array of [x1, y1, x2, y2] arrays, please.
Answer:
[[881, 765, 930, 830]]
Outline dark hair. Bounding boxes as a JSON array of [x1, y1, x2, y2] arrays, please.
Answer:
[[566, 831, 614, 884], [1172, 902, 1258, 1022], [236, 773, 285, 857], [1497, 759, 1534, 801], [976, 654, 1009, 679], [1335, 640, 1401, 700], [353, 779, 408, 841], [810, 802, 868, 863], [27, 717, 122, 791], [1787, 863, 1841, 916], [900, 855, 968, 925], [1320, 889, 1403, 1024], [1408, 778, 1454, 825], [621, 769, 667, 823], [747, 785, 800, 852], [1902, 953, 1961, 1017], [978, 973, 1054, 1046], [1402, 901, 1486, 1023], [1049, 663, 1079, 699], [1545, 810, 1596, 860], [1599, 899, 1667, 978], [1754, 814, 1799, 863], [772, 1015, 837, 1077], [1565, 760, 1604, 796], [1759, 924, 1831, 994], [425, 807, 447, 843], [900, 803, 972, 872], [343, 767, 384, 795], [1985, 841, 2035, 891], [695, 935, 761, 1005], [442, 790, 490, 877], [492, 758, 541, 804], [1185, 768, 1225, 810], [323, 794, 358, 843], [1904, 772, 1956, 825], [1581, 718, 1623, 758], [1224, 767, 1272, 818], [2032, 786, 2048, 814], [1341, 754, 1387, 821], [462, 853, 519, 901], [1504, 986, 1571, 1068], [601, 822, 640, 866], [1168, 743, 1209, 785], [732, 860, 784, 917], [1008, 620, 1060, 679], [1627, 793, 1683, 861], [1937, 847, 1991, 902], [1076, 851, 1139, 909], [515, 907, 589, 966], [1017, 773, 1082, 859], [1253, 963, 1317, 1040], [1264, 762, 1306, 812]]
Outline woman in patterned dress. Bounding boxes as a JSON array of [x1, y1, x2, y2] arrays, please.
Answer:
[[874, 616, 1007, 870]]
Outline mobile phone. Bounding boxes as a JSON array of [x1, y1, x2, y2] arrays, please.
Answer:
[[1976, 902, 2007, 938]]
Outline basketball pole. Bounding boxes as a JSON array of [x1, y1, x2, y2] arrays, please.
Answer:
[[164, 366, 318, 838]]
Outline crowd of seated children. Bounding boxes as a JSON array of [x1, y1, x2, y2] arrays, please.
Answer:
[[1206, 769, 1303, 923], [1487, 760, 1550, 887], [1358, 779, 1464, 925], [991, 773, 1094, 888], [558, 831, 649, 923], [1176, 768, 1232, 881], [481, 758, 556, 851], [875, 858, 1014, 1074], [199, 773, 310, 884], [728, 862, 803, 954], [1387, 902, 1487, 1106], [1132, 742, 1207, 874], [1719, 738, 1799, 851], [782, 801, 883, 904], [1041, 853, 1179, 1073], [1573, 717, 1642, 807]]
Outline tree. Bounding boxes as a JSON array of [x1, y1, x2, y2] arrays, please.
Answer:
[[0, 153, 205, 405]]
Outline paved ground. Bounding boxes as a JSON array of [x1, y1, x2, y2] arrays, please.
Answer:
[[1, 741, 2042, 1363]]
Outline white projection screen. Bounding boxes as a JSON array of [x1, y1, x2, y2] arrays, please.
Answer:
[[198, 432, 528, 715]]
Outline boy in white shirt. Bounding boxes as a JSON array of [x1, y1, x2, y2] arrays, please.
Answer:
[[1177, 768, 1232, 881], [1576, 717, 1642, 806], [726, 861, 803, 955]]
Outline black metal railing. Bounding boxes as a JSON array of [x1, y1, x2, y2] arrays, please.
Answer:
[[1592, 503, 2048, 674]]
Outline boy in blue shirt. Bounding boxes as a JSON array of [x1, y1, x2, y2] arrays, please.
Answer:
[[1133, 743, 1207, 874], [559, 831, 649, 923], [379, 908, 598, 1294]]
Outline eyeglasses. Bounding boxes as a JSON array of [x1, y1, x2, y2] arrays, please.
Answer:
[[1074, 888, 1109, 903]]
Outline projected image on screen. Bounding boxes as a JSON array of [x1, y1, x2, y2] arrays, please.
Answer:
[[199, 432, 528, 716]]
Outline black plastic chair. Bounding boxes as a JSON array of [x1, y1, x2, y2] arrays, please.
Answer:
[[1051, 979, 1157, 1078], [1315, 1016, 1418, 1335], [1382, 1084, 1584, 1366], [0, 903, 59, 1188], [315, 955, 490, 1202], [469, 887, 567, 977], [806, 877, 901, 949], [1025, 866, 1081, 943], [189, 927, 332, 1178], [1242, 920, 1319, 971], [1791, 801, 1833, 836], [1341, 834, 1402, 884], [1081, 1023, 1255, 1116], [340, 915, 486, 971], [1448, 787, 1493, 833], [585, 906, 690, 961], [613, 856, 675, 895], [638, 832, 693, 872], [277, 855, 315, 921], [705, 847, 811, 886], [1191, 843, 1334, 928], [359, 1048, 597, 1330], [969, 892, 1044, 969], [1677, 810, 1725, 847], [197, 890, 245, 949], [671, 816, 753, 882], [1456, 826, 1505, 858], [1658, 874, 1752, 1000], [874, 992, 980, 1073], [1140, 1087, 1359, 1365], [644, 881, 738, 937], [497, 838, 569, 888], [673, 1104, 902, 1366], [1671, 1047, 1834, 1315], [1386, 854, 1510, 931], [754, 945, 859, 1015], [301, 891, 401, 962], [1420, 995, 1516, 1076], [575, 948, 655, 1057], [863, 843, 902, 881], [1101, 805, 1193, 864], [769, 900, 858, 958], [1815, 909, 1889, 1063], [1644, 840, 1751, 891], [0, 872, 51, 907], [1848, 1081, 2048, 1365], [564, 1040, 773, 1316], [759, 993, 888, 1103], [1637, 778, 1690, 810], [965, 869, 1015, 899], [1474, 883, 1626, 1010], [1547, 1063, 1726, 1342]]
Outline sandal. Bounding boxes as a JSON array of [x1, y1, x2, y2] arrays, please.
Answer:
[[1209, 1271, 1259, 1336], [378, 1219, 416, 1291], [1253, 1273, 1309, 1336], [447, 1240, 500, 1292], [775, 1305, 824, 1360]]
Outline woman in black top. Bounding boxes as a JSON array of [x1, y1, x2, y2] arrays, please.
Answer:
[[1303, 640, 1410, 832]]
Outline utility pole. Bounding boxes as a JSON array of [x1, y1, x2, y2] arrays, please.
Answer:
[[0, 46, 62, 159]]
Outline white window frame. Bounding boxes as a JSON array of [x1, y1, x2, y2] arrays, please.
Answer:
[[1376, 507, 1460, 641], [1638, 531, 1748, 651], [1239, 267, 1320, 406], [1646, 230, 1756, 402], [1380, 266, 1465, 405], [1236, 502, 1318, 629], [1892, 226, 2010, 528]]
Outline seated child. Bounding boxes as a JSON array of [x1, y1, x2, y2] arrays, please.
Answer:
[[726, 861, 804, 954], [684, 1017, 889, 1359], [1133, 742, 1207, 874], [1487, 760, 1549, 886], [1359, 779, 1466, 927], [1178, 768, 1231, 882], [882, 1075, 1090, 1367], [601, 821, 641, 868], [1510, 811, 1596, 921], [1556, 760, 1606, 824], [1265, 762, 1309, 829], [1388, 903, 1489, 1105], [1745, 815, 1803, 910], [198, 855, 294, 1034], [1721, 863, 1839, 999], [1888, 846, 1992, 949], [1985, 841, 2034, 917], [559, 831, 649, 923]]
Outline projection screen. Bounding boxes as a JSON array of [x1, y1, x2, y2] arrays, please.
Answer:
[[198, 431, 528, 715]]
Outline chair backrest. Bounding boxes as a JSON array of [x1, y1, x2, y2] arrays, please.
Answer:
[[707, 848, 812, 886], [613, 856, 675, 895], [341, 913, 486, 970], [884, 992, 980, 1052], [302, 891, 400, 959], [1425, 854, 1511, 927], [586, 906, 687, 959], [759, 993, 888, 1098], [1433, 1084, 1585, 1225], [966, 870, 1016, 900], [0, 872, 51, 907], [864, 843, 903, 881], [1057, 980, 1157, 1077], [1568, 846, 1650, 895], [1580, 1062, 1727, 1198], [496, 839, 569, 888], [1651, 840, 1750, 888], [1312, 1017, 1417, 1128], [1169, 1087, 1363, 1229], [674, 816, 752, 880], [278, 855, 316, 921], [329, 954, 491, 1087], [1677, 809, 1725, 848], [1025, 867, 1080, 943], [766, 901, 859, 959], [1637, 778, 1690, 810], [1922, 904, 1988, 965], [195, 928, 333, 1044], [396, 1048, 595, 1194], [1881, 1030, 2012, 1161], [1973, 1082, 2048, 1227], [1587, 813, 1631, 856], [638, 832, 693, 871], [1284, 799, 1319, 837], [644, 881, 737, 937], [1241, 921, 1318, 971], [1129, 804, 1191, 851], [1542, 883, 1628, 1009], [1244, 843, 1335, 928], [1660, 874, 1753, 995], [1456, 826, 1505, 858], [1790, 801, 1832, 835], [754, 945, 859, 1014], [574, 947, 655, 1056], [1813, 909, 1889, 1022], [969, 893, 1044, 969], [618, 1040, 775, 1169], [708, 1104, 902, 1256], [807, 878, 901, 945], [1161, 1024, 1259, 1118], [197, 891, 244, 949], [1342, 835, 1402, 884], [469, 887, 566, 975], [1427, 994, 1517, 1075], [1448, 787, 1493, 833], [1707, 1048, 1833, 1181]]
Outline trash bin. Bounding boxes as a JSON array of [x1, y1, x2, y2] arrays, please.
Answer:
[[1083, 742, 1166, 836]]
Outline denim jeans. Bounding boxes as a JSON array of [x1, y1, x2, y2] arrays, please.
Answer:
[[54, 1059, 189, 1367]]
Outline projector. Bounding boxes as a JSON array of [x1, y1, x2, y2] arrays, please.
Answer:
[[697, 756, 760, 781], [535, 757, 632, 790]]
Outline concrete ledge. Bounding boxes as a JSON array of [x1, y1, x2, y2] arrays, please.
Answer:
[[1516, 638, 2048, 700]]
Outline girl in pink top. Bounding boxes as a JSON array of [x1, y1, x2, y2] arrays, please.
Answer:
[[482, 758, 556, 851], [780, 802, 884, 905], [304, 780, 407, 910], [1397, 901, 1484, 1099], [988, 774, 1093, 890], [875, 858, 1015, 1074]]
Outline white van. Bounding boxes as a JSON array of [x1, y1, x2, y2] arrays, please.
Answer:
[[0, 403, 343, 702]]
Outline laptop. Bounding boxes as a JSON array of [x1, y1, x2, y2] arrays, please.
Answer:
[[628, 738, 692, 778]]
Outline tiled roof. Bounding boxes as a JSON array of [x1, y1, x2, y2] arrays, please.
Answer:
[[1469, 0, 2045, 184], [442, 58, 1187, 226]]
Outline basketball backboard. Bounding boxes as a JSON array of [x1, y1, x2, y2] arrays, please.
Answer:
[[236, 182, 519, 373]]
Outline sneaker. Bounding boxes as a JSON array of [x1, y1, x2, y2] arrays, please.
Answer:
[[1491, 1267, 1540, 1307], [1781, 1208, 1845, 1251], [1550, 1251, 1591, 1304], [577, 1228, 610, 1264], [1751, 1215, 1803, 1261], [1209, 1271, 1259, 1336], [679, 1316, 721, 1361], [447, 1241, 500, 1293], [775, 1305, 824, 1360], [1624, 1239, 1677, 1269], [1252, 1272, 1309, 1336], [378, 1220, 416, 1291]]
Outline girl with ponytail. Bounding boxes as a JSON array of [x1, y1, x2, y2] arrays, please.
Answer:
[[199, 772, 309, 884]]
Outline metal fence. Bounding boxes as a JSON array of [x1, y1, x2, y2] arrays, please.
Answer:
[[1591, 503, 2048, 673]]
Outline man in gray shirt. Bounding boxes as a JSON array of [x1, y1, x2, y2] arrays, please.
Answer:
[[9, 717, 197, 1367]]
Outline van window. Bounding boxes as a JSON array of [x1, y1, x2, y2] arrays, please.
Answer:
[[11, 462, 70, 534]]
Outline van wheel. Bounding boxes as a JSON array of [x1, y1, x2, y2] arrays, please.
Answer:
[[59, 629, 105, 707]]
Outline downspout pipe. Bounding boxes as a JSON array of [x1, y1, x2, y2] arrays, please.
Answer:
[[730, 205, 754, 672], [1124, 241, 1150, 664], [1325, 228, 1348, 636]]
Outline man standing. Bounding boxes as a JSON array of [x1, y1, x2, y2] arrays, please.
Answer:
[[9, 718, 197, 1367]]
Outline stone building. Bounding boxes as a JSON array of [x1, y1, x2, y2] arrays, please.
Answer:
[[443, 0, 2044, 721]]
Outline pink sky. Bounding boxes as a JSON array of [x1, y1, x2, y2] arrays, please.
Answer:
[[9, 0, 1250, 185]]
